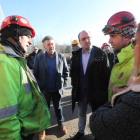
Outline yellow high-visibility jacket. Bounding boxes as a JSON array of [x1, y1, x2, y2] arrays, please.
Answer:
[[0, 44, 51, 140], [108, 44, 134, 100]]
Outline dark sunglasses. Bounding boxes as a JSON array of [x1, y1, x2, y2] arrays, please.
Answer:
[[72, 44, 78, 47], [34, 49, 38, 50], [131, 38, 136, 49]]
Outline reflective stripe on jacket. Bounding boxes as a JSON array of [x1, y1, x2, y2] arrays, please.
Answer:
[[0, 44, 51, 140], [108, 44, 134, 100]]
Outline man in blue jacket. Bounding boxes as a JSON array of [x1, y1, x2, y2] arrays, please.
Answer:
[[33, 36, 69, 134]]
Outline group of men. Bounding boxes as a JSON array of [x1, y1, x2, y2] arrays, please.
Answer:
[[0, 10, 139, 140]]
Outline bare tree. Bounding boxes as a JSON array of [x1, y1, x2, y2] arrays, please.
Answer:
[[65, 45, 72, 53], [28, 37, 73, 54]]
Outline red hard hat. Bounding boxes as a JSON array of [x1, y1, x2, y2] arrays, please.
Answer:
[[1, 15, 35, 37], [101, 43, 109, 49], [102, 11, 137, 35]]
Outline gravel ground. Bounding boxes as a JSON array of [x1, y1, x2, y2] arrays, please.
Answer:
[[33, 78, 95, 140]]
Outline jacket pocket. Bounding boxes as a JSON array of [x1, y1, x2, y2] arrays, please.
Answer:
[[18, 100, 38, 117]]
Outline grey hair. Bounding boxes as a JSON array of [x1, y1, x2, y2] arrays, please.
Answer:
[[42, 36, 53, 44], [78, 30, 91, 41]]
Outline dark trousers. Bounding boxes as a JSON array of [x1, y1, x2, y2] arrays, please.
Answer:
[[21, 134, 34, 140], [43, 90, 64, 125]]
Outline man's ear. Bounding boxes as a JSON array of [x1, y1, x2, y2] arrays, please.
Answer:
[[124, 37, 130, 41], [124, 37, 131, 46]]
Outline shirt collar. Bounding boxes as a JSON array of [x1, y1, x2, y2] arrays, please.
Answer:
[[82, 47, 92, 54]]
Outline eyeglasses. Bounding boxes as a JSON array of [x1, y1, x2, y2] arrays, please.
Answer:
[[80, 36, 91, 41], [131, 38, 136, 49], [34, 49, 38, 50], [72, 44, 78, 47]]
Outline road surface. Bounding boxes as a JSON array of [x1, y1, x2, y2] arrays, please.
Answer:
[[33, 77, 95, 140]]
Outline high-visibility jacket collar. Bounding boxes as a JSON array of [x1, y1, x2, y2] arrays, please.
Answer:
[[117, 44, 133, 63], [0, 44, 21, 58], [0, 44, 4, 51]]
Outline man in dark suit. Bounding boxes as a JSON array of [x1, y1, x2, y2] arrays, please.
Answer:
[[33, 36, 69, 134], [71, 30, 111, 140]]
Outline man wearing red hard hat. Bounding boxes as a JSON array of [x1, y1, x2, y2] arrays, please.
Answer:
[[0, 15, 50, 140], [101, 43, 114, 70], [101, 43, 110, 52], [90, 11, 137, 140], [102, 11, 137, 100]]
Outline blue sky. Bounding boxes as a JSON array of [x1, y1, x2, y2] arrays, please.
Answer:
[[0, 0, 139, 47]]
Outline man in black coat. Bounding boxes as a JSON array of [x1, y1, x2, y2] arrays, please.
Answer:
[[27, 47, 38, 70], [71, 30, 111, 140]]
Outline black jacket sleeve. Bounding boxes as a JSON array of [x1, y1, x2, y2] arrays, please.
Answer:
[[89, 98, 140, 140]]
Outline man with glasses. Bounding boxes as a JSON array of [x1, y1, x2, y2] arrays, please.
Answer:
[[27, 46, 38, 70], [69, 40, 80, 76], [102, 11, 137, 100], [71, 30, 110, 140]]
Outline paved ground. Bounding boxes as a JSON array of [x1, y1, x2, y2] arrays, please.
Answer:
[[33, 78, 95, 140]]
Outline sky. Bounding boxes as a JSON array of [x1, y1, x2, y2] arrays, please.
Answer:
[[0, 0, 140, 47]]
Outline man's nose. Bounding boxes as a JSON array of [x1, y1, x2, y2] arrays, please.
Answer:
[[29, 38, 32, 45], [50, 44, 54, 48], [108, 37, 112, 44], [85, 38, 89, 42]]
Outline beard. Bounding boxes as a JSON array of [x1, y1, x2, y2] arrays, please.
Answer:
[[48, 50, 55, 55]]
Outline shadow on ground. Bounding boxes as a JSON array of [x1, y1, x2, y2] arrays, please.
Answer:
[[49, 95, 92, 126], [33, 78, 94, 140]]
